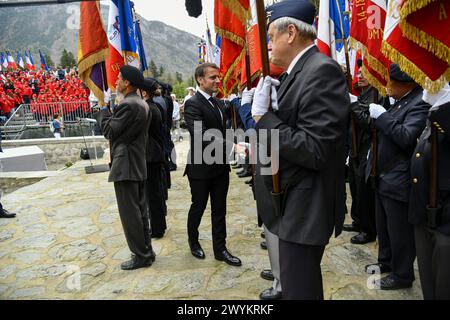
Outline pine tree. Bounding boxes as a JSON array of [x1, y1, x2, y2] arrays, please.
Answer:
[[175, 71, 183, 83], [149, 60, 158, 79]]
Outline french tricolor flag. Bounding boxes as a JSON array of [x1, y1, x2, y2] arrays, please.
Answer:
[[17, 51, 25, 69], [317, 0, 350, 60], [25, 51, 35, 70], [7, 52, 17, 70], [106, 0, 125, 91]]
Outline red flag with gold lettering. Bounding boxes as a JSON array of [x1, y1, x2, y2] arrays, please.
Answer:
[[350, 0, 391, 95]]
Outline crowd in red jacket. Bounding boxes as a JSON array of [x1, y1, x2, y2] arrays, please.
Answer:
[[0, 69, 90, 120]]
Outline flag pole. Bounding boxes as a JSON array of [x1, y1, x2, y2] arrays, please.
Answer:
[[335, 1, 359, 160], [255, 0, 282, 215]]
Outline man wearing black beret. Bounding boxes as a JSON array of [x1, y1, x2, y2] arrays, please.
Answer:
[[365, 64, 429, 289], [95, 65, 155, 270], [250, 0, 350, 299], [140, 77, 168, 239]]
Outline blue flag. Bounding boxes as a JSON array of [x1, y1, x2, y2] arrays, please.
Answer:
[[39, 50, 49, 71], [330, 0, 350, 52], [116, 0, 139, 67], [134, 20, 148, 72]]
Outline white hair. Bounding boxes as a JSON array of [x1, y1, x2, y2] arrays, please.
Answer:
[[272, 17, 317, 40]]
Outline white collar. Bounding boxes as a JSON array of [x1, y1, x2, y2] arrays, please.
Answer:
[[198, 88, 212, 101], [286, 44, 316, 75]]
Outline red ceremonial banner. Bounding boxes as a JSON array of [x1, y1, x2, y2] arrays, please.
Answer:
[[383, 0, 450, 93], [399, 0, 450, 64]]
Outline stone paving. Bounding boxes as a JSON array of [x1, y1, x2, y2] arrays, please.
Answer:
[[0, 140, 423, 300]]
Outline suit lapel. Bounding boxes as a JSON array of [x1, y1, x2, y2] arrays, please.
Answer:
[[277, 46, 318, 102]]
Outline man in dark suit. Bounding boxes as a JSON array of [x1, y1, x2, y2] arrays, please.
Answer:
[[141, 77, 168, 239], [184, 63, 241, 267], [409, 85, 450, 299], [251, 1, 350, 299], [95, 65, 155, 270], [365, 64, 429, 290], [345, 66, 377, 244]]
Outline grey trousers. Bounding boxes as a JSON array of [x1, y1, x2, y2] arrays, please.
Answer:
[[415, 224, 450, 300], [114, 180, 153, 259], [264, 225, 282, 293]]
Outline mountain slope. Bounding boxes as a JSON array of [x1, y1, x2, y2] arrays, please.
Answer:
[[0, 4, 201, 78]]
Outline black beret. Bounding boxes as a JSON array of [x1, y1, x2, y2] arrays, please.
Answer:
[[390, 64, 414, 82], [120, 65, 144, 87], [266, 0, 316, 27], [141, 77, 159, 93]]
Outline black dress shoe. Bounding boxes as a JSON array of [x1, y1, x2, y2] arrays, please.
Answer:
[[215, 249, 242, 266], [342, 222, 360, 232], [151, 232, 165, 239], [238, 171, 252, 178], [350, 232, 376, 244], [233, 164, 243, 169], [365, 263, 391, 274], [261, 231, 265, 239], [244, 179, 253, 184], [189, 240, 205, 259], [259, 287, 282, 300], [121, 255, 153, 270], [0, 209, 16, 219], [260, 241, 267, 250], [260, 269, 274, 281], [377, 275, 412, 290]]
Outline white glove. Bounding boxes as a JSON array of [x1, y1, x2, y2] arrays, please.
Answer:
[[349, 93, 358, 104], [102, 89, 111, 106], [251, 76, 280, 116], [369, 103, 386, 119], [423, 83, 450, 107], [241, 88, 255, 106], [228, 93, 238, 101]]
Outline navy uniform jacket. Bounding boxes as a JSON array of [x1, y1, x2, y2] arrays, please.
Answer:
[[183, 92, 230, 180], [367, 86, 429, 203], [145, 99, 165, 164], [95, 92, 151, 183], [255, 46, 350, 246], [409, 101, 450, 235]]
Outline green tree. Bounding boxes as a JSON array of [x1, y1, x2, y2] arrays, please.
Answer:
[[44, 53, 54, 67], [149, 60, 159, 79], [173, 82, 186, 101], [188, 76, 196, 87], [59, 49, 76, 68], [175, 71, 183, 83], [158, 65, 165, 78]]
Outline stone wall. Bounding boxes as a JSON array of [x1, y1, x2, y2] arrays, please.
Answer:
[[2, 137, 109, 170]]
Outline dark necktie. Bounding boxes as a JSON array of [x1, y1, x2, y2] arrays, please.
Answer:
[[277, 72, 288, 88], [209, 97, 223, 122]]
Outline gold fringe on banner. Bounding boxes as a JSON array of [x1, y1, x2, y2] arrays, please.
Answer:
[[382, 40, 450, 93], [77, 48, 109, 76], [361, 65, 388, 96], [222, 49, 246, 96], [399, 19, 450, 63], [400, 0, 439, 17], [220, 0, 251, 25], [215, 27, 246, 47], [349, 37, 390, 89]]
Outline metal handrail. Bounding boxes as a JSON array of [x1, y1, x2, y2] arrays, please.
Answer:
[[3, 104, 25, 127]]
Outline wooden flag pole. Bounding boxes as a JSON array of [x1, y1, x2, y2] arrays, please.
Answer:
[[255, 0, 281, 199]]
